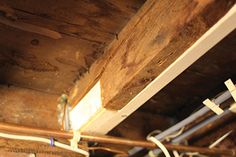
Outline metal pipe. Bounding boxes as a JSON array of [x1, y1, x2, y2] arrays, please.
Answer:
[[144, 109, 233, 157], [129, 89, 233, 155], [172, 109, 231, 143], [157, 90, 231, 141], [0, 122, 234, 156]]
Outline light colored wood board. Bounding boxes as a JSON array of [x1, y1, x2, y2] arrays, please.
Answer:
[[0, 85, 59, 129]]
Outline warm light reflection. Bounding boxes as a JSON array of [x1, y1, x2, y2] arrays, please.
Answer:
[[70, 81, 102, 130]]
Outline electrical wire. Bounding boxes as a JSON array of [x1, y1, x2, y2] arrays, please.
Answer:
[[176, 130, 233, 157], [229, 103, 236, 113], [165, 127, 185, 142], [173, 150, 180, 157], [209, 130, 232, 148], [147, 136, 171, 157], [147, 130, 162, 138], [147, 128, 185, 157], [0, 132, 89, 156]]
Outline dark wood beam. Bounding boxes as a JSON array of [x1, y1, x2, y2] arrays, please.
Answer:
[[69, 0, 235, 110]]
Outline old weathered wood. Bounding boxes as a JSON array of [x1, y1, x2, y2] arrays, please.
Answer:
[[69, 0, 236, 110], [0, 24, 99, 94], [0, 151, 61, 157], [0, 138, 83, 157], [1, 0, 144, 41], [140, 29, 236, 118], [0, 0, 144, 94], [0, 85, 59, 129], [0, 151, 29, 157], [68, 0, 236, 134], [0, 85, 87, 156]]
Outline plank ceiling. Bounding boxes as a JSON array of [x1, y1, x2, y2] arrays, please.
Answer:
[[0, 0, 235, 156], [0, 0, 145, 94]]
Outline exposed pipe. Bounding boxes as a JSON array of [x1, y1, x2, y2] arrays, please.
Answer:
[[0, 132, 89, 156], [0, 122, 234, 156], [129, 88, 233, 155], [171, 109, 231, 144], [147, 109, 233, 157], [157, 90, 231, 141]]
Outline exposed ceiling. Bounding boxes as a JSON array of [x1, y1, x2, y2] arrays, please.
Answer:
[[0, 0, 235, 157], [141, 30, 236, 119], [0, 0, 145, 94], [111, 29, 236, 144]]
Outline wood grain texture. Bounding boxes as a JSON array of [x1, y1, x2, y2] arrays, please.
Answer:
[[0, 85, 85, 156], [69, 0, 235, 110], [0, 151, 29, 157], [0, 151, 63, 157], [1, 0, 145, 41], [0, 85, 59, 129], [111, 30, 236, 144], [139, 29, 236, 118], [0, 138, 83, 157], [0, 0, 144, 94]]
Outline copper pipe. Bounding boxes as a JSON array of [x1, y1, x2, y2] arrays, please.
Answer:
[[0, 122, 234, 156]]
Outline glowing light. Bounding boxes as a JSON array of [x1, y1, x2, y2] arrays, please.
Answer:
[[70, 81, 102, 130]]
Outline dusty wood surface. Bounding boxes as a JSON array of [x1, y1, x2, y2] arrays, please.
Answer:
[[0, 85, 85, 156], [0, 85, 59, 129], [0, 138, 83, 157], [69, 0, 236, 110], [0, 0, 145, 94], [0, 151, 60, 157], [0, 151, 30, 157]]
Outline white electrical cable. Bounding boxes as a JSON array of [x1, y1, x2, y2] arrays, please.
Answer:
[[209, 130, 232, 148], [173, 150, 181, 157], [146, 128, 185, 157], [0, 132, 89, 156], [177, 131, 233, 157], [165, 127, 185, 142], [229, 103, 236, 113], [71, 130, 81, 149], [148, 150, 157, 157], [147, 136, 171, 157]]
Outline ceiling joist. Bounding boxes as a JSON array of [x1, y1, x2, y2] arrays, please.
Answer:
[[68, 0, 236, 134]]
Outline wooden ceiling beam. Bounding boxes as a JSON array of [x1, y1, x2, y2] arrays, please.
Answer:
[[69, 0, 236, 133], [0, 85, 59, 130]]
